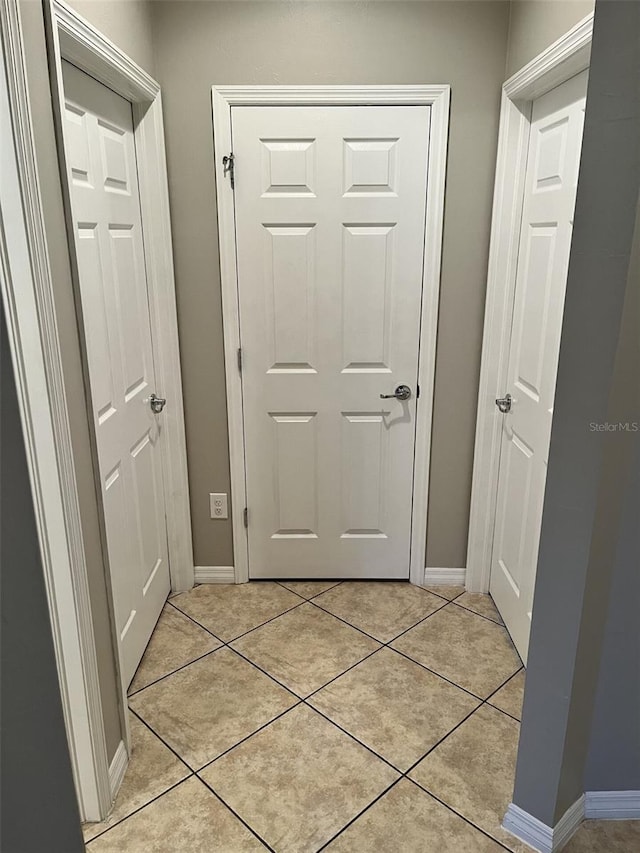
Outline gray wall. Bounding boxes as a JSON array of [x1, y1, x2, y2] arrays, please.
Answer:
[[513, 0, 640, 824], [505, 0, 594, 78], [152, 0, 511, 570], [1, 301, 84, 853]]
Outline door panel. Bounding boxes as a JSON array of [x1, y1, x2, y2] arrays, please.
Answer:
[[62, 62, 169, 686], [233, 106, 430, 578], [490, 71, 588, 661]]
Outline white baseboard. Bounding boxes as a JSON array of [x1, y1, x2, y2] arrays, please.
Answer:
[[585, 790, 640, 819], [194, 565, 236, 583], [423, 567, 466, 586], [503, 796, 584, 853], [108, 740, 128, 803]]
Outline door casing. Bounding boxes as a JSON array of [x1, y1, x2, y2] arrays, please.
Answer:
[[466, 12, 593, 594], [1, 0, 194, 823], [212, 85, 450, 587]]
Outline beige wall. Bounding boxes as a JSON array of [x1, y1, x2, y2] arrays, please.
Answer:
[[66, 0, 156, 75], [506, 0, 595, 77], [152, 0, 511, 570]]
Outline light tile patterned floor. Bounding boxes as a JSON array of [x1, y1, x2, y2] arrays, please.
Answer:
[[83, 581, 640, 852]]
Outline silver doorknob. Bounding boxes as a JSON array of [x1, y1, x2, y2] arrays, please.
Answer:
[[380, 384, 412, 401], [149, 393, 167, 414], [495, 393, 512, 414]]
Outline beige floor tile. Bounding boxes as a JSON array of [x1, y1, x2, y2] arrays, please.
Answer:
[[313, 582, 445, 642], [129, 605, 221, 694], [129, 647, 297, 769], [83, 714, 190, 842], [489, 670, 526, 721], [391, 604, 521, 698], [201, 704, 398, 852], [309, 647, 480, 770], [564, 819, 640, 852], [170, 581, 302, 641], [278, 580, 342, 599], [455, 592, 504, 625], [231, 602, 380, 696], [325, 779, 505, 852], [421, 584, 466, 601], [86, 776, 265, 851], [410, 704, 531, 853]]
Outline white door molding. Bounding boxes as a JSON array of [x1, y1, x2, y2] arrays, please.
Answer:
[[465, 14, 593, 593], [212, 85, 450, 586], [0, 0, 193, 821]]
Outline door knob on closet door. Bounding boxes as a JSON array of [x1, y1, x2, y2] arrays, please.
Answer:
[[380, 384, 412, 401]]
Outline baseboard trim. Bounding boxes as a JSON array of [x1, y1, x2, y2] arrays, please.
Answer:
[[585, 790, 640, 820], [423, 567, 466, 586], [503, 796, 584, 853], [108, 740, 128, 802], [194, 565, 236, 584]]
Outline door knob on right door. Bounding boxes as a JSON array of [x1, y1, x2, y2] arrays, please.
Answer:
[[495, 393, 512, 413]]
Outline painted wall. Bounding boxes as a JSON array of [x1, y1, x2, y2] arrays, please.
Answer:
[[513, 0, 640, 824], [66, 0, 156, 75], [152, 0, 511, 571], [505, 0, 595, 78], [1, 300, 85, 853]]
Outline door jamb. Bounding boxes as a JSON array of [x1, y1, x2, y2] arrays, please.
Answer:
[[465, 14, 593, 593], [0, 0, 193, 822], [212, 84, 450, 586]]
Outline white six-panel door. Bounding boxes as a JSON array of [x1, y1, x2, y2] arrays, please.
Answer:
[[62, 62, 170, 685], [232, 106, 430, 578], [490, 71, 588, 660]]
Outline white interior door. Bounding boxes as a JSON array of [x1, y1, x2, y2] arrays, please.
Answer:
[[490, 71, 588, 661], [62, 62, 170, 686], [232, 105, 430, 579]]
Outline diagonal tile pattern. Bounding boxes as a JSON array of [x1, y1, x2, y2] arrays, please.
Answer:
[[391, 602, 522, 698], [129, 646, 297, 769], [87, 581, 561, 852], [128, 604, 221, 694], [230, 602, 380, 696], [313, 580, 445, 642]]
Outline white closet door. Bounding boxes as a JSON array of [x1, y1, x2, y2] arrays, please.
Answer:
[[491, 71, 588, 661], [232, 105, 430, 579], [62, 62, 169, 685]]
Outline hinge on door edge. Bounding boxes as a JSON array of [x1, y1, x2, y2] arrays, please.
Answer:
[[237, 347, 242, 372], [243, 507, 248, 528], [222, 153, 235, 189], [417, 383, 421, 399]]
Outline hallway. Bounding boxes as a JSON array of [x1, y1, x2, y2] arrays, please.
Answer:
[[79, 581, 639, 850]]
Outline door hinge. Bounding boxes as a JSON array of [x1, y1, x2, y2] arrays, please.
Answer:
[[417, 383, 421, 399], [237, 347, 243, 373], [222, 152, 235, 189], [243, 507, 249, 528]]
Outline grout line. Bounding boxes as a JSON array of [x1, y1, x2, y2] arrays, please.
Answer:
[[165, 598, 225, 641], [84, 773, 194, 845], [405, 777, 516, 853], [127, 644, 223, 697], [195, 702, 303, 773], [303, 646, 383, 701], [274, 579, 343, 600], [196, 776, 276, 852], [129, 707, 199, 770], [315, 777, 404, 851], [387, 645, 486, 702], [450, 597, 507, 627]]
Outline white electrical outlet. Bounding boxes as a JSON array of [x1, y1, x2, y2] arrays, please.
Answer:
[[209, 493, 228, 519]]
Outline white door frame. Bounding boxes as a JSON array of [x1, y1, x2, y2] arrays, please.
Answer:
[[466, 14, 593, 594], [0, 0, 193, 822], [212, 85, 450, 587]]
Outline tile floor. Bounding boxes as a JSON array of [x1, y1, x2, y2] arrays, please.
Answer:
[[83, 581, 640, 852]]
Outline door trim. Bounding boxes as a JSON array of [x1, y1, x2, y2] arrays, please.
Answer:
[[0, 0, 193, 822], [212, 84, 450, 586], [465, 14, 593, 594]]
